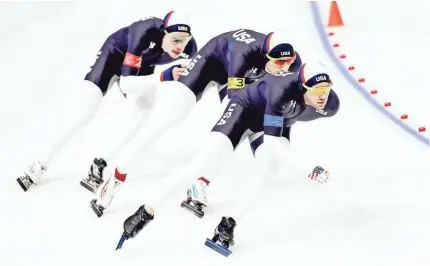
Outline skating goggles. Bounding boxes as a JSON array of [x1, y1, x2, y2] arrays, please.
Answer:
[[164, 31, 193, 44], [266, 53, 296, 66], [302, 82, 332, 96]]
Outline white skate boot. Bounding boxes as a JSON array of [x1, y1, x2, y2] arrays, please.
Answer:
[[90, 167, 126, 217], [181, 177, 210, 218], [16, 160, 46, 192]]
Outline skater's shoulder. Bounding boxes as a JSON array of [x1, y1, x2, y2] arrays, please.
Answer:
[[241, 72, 296, 91], [262, 71, 299, 87], [136, 16, 163, 25], [229, 29, 266, 47], [182, 37, 198, 59], [129, 17, 163, 32], [325, 89, 340, 115]]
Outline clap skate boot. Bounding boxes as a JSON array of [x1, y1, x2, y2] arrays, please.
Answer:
[[212, 216, 236, 248], [181, 177, 210, 218], [90, 167, 126, 217], [90, 199, 105, 217], [80, 158, 107, 193], [16, 160, 46, 192], [115, 205, 155, 250], [123, 205, 155, 238], [204, 216, 236, 256]]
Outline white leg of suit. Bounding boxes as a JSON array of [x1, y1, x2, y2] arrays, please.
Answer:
[[114, 81, 197, 173], [40, 80, 103, 167]]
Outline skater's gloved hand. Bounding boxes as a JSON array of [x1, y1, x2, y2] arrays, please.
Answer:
[[172, 64, 187, 80], [308, 166, 329, 184], [161, 64, 186, 81]]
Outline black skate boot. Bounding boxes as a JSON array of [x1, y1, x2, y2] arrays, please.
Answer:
[[123, 205, 155, 238], [180, 189, 205, 218], [205, 216, 236, 256], [16, 175, 34, 192], [90, 199, 105, 218], [80, 158, 107, 193], [115, 205, 155, 250], [213, 216, 236, 248]]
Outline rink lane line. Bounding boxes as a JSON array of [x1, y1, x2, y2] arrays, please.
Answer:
[[309, 2, 429, 146]]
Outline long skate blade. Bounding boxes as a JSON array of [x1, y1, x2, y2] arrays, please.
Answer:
[[204, 239, 232, 257], [16, 178, 29, 192], [180, 201, 204, 218], [90, 200, 103, 218], [116, 233, 128, 250], [80, 179, 97, 193]]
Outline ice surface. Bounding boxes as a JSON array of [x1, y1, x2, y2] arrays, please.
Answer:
[[0, 1, 428, 266]]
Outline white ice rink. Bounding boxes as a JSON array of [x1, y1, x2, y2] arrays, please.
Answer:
[[0, 1, 428, 266]]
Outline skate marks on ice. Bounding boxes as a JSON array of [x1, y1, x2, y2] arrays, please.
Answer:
[[0, 178, 125, 266], [234, 164, 430, 265], [109, 170, 336, 265], [132, 161, 430, 264], [3, 139, 428, 266], [109, 149, 298, 263], [121, 163, 430, 264]]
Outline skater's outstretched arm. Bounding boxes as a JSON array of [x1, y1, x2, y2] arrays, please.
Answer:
[[119, 18, 197, 96], [254, 73, 304, 176]]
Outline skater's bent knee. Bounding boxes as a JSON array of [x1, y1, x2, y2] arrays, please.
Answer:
[[158, 81, 196, 103], [155, 81, 196, 113], [202, 132, 234, 156], [78, 80, 104, 103], [82, 79, 105, 96], [68, 81, 103, 122]]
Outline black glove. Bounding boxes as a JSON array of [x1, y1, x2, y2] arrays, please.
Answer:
[[161, 64, 182, 81]]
